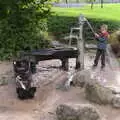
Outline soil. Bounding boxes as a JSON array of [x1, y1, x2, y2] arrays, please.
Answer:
[[0, 53, 120, 120]]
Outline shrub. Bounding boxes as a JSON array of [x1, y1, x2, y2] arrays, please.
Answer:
[[48, 15, 77, 40], [0, 19, 51, 60], [0, 0, 51, 60], [48, 15, 120, 43]]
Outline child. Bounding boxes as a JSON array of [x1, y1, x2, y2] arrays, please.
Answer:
[[93, 24, 109, 69]]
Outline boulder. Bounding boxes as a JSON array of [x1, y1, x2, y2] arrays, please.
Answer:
[[72, 70, 91, 87], [106, 86, 120, 94], [106, 86, 120, 109], [85, 80, 113, 105], [56, 104, 102, 120], [112, 95, 120, 108], [111, 44, 120, 57], [110, 30, 120, 57]]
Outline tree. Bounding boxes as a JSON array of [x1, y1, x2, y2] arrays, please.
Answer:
[[0, 0, 52, 59], [87, 0, 104, 9], [65, 0, 68, 4], [100, 0, 104, 8], [76, 0, 80, 3], [87, 0, 96, 9]]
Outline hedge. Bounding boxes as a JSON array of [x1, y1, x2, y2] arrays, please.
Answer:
[[0, 1, 52, 60], [47, 15, 120, 43], [0, 19, 50, 60]]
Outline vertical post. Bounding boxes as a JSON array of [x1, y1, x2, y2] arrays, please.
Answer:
[[76, 23, 84, 70], [76, 35, 81, 69], [76, 15, 85, 70], [79, 23, 84, 70], [69, 29, 73, 46], [61, 58, 69, 71]]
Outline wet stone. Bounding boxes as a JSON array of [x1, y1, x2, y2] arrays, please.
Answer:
[[112, 95, 120, 108], [56, 104, 102, 120]]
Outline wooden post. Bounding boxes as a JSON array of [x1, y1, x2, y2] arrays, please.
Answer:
[[69, 29, 73, 46], [76, 40, 81, 69], [79, 23, 84, 70], [76, 16, 85, 70], [61, 58, 69, 71]]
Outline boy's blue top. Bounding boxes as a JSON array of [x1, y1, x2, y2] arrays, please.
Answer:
[[96, 32, 109, 50], [97, 37, 107, 50]]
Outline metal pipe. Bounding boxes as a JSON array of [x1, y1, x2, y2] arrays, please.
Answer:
[[79, 14, 96, 34], [86, 20, 96, 34]]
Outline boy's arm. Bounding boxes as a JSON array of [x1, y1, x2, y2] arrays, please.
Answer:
[[95, 31, 109, 42], [94, 33, 99, 38], [94, 33, 105, 42]]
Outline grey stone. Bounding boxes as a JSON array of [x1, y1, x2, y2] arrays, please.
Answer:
[[72, 70, 91, 87], [56, 104, 102, 120], [106, 86, 120, 94], [112, 95, 120, 108], [85, 80, 113, 105]]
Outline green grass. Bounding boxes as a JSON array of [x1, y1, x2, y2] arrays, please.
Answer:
[[52, 4, 120, 22]]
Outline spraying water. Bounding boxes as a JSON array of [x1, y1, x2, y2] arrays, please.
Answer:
[[65, 14, 120, 89], [106, 45, 120, 85]]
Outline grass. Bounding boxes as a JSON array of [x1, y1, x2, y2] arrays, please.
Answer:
[[52, 4, 120, 22]]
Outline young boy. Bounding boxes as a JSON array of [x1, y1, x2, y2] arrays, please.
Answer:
[[93, 24, 109, 69]]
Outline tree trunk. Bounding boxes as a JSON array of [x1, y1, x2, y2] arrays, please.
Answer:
[[91, 2, 94, 9], [101, 0, 103, 8], [76, 0, 79, 3], [65, 0, 68, 4]]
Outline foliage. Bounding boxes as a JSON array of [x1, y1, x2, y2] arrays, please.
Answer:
[[47, 5, 120, 43], [48, 15, 120, 42], [87, 0, 96, 9], [48, 15, 77, 40], [0, 0, 52, 60]]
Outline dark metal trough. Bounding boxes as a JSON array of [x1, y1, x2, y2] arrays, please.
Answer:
[[20, 48, 78, 71]]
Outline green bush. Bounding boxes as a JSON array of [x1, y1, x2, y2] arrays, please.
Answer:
[[48, 15, 120, 43], [0, 0, 51, 60], [48, 15, 77, 40], [0, 19, 50, 60]]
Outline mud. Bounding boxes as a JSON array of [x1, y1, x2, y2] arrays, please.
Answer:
[[0, 53, 120, 120]]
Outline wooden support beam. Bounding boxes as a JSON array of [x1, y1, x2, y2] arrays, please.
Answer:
[[61, 58, 69, 71], [76, 23, 84, 70]]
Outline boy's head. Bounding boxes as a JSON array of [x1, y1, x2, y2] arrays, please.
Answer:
[[100, 24, 108, 33]]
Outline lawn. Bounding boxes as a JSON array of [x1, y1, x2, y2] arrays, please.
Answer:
[[52, 4, 120, 22]]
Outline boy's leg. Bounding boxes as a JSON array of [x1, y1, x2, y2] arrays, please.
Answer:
[[101, 49, 106, 67], [94, 49, 101, 66]]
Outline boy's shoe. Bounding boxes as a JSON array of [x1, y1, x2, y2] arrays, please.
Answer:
[[101, 65, 105, 69], [92, 64, 97, 69]]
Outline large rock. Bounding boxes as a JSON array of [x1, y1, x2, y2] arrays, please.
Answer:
[[112, 95, 120, 108], [85, 80, 113, 105], [106, 86, 120, 94], [106, 86, 120, 108], [72, 70, 91, 87], [111, 44, 120, 57], [56, 104, 102, 120], [110, 30, 120, 57]]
